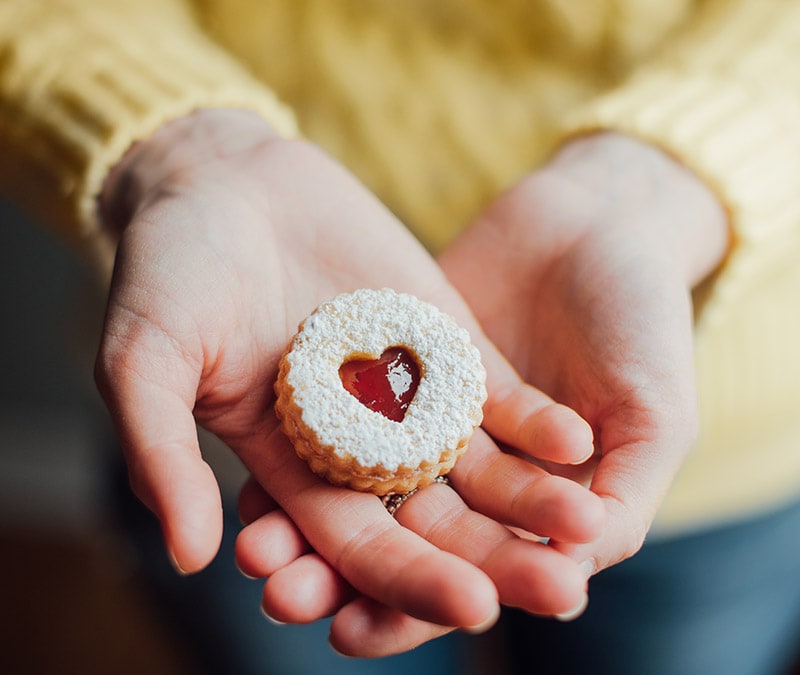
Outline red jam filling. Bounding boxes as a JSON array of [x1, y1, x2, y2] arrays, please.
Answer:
[[339, 347, 420, 422]]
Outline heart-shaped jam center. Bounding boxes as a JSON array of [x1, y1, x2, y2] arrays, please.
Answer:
[[339, 347, 420, 422]]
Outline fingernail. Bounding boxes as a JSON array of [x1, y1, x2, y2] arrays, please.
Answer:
[[569, 447, 595, 465], [579, 559, 595, 579], [168, 550, 189, 576], [235, 560, 258, 580], [555, 593, 588, 622], [260, 606, 285, 625], [464, 604, 501, 635], [328, 642, 353, 659]]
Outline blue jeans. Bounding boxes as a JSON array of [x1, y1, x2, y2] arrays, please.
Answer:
[[501, 498, 800, 675]]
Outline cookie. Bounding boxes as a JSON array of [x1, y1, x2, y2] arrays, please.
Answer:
[[274, 288, 487, 495]]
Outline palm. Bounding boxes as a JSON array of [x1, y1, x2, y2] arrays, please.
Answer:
[[117, 140, 453, 447], [440, 164, 703, 570]]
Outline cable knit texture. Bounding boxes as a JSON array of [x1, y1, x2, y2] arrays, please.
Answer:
[[1, 0, 799, 534]]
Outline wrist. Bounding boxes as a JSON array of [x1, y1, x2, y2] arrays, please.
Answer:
[[99, 108, 283, 234], [544, 132, 730, 287]]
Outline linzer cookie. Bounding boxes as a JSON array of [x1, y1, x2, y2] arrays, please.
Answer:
[[274, 288, 487, 495]]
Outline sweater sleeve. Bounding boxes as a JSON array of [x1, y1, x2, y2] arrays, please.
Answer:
[[0, 0, 297, 263], [559, 0, 800, 529], [560, 0, 800, 317]]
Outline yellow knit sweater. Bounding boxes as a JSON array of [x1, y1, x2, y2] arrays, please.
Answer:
[[2, 0, 800, 535]]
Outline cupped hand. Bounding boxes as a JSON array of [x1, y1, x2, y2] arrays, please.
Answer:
[[439, 132, 730, 576], [94, 109, 604, 652], [234, 427, 599, 656]]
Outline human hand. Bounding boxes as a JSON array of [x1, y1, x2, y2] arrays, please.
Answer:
[[233, 415, 603, 657], [94, 109, 604, 654], [439, 132, 729, 576]]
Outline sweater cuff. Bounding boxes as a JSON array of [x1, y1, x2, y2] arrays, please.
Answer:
[[563, 71, 800, 243], [76, 73, 299, 239], [559, 70, 800, 322], [1, 18, 297, 267]]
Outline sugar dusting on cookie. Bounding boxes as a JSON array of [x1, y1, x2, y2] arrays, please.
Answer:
[[275, 288, 487, 494]]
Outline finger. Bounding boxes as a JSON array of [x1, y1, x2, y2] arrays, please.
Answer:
[[238, 474, 279, 525], [96, 339, 222, 574], [429, 286, 594, 466], [235, 417, 500, 630], [482, 373, 595, 466], [452, 430, 605, 543], [262, 553, 354, 624], [549, 437, 678, 574], [330, 597, 456, 658], [235, 509, 311, 578], [396, 477, 589, 617]]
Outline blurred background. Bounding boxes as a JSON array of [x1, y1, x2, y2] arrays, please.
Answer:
[[0, 198, 206, 674]]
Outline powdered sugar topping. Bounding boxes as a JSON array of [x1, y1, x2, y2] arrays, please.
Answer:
[[284, 288, 487, 472]]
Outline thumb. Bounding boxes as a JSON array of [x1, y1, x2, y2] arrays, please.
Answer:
[[95, 328, 223, 574], [457, 311, 595, 466], [549, 437, 681, 575]]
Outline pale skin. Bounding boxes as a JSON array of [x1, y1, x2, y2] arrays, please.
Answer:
[[441, 132, 729, 572], [96, 109, 608, 656], [97, 110, 728, 657], [231, 130, 730, 655]]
